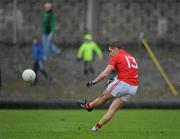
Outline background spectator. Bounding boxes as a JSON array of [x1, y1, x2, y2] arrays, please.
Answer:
[[41, 2, 60, 60], [77, 34, 103, 76], [32, 37, 50, 85]]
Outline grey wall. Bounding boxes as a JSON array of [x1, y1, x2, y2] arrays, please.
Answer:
[[98, 0, 180, 43], [0, 44, 180, 103], [0, 0, 180, 104], [0, 0, 180, 43], [0, 0, 87, 43]]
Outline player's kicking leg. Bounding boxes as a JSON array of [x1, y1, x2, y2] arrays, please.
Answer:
[[78, 89, 114, 112], [91, 98, 124, 132]]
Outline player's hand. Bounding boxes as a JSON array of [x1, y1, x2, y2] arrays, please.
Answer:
[[86, 81, 96, 88]]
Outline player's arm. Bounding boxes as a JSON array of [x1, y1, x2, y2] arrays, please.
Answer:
[[87, 64, 115, 87]]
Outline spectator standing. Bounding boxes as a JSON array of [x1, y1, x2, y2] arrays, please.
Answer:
[[77, 34, 103, 75], [41, 2, 60, 60]]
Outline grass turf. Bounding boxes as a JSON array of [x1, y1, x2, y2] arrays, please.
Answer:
[[0, 109, 180, 139]]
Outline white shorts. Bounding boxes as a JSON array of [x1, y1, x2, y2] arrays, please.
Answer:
[[106, 78, 138, 102]]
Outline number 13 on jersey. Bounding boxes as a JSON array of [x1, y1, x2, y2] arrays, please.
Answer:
[[125, 56, 138, 69]]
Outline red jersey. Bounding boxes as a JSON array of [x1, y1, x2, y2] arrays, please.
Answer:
[[109, 50, 139, 85]]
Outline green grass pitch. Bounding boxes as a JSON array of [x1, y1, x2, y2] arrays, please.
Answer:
[[0, 109, 180, 139]]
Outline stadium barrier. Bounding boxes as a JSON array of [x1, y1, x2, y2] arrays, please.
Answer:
[[0, 99, 180, 109]]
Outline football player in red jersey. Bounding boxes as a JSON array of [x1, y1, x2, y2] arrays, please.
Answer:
[[79, 41, 139, 131]]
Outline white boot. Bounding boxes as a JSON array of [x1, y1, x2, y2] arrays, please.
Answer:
[[90, 126, 99, 132]]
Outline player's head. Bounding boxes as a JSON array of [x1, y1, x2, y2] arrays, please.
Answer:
[[109, 41, 123, 56], [44, 2, 52, 11]]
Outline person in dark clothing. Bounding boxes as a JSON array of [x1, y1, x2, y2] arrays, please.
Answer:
[[32, 37, 50, 85]]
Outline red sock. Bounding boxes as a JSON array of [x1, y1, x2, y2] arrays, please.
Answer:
[[95, 123, 102, 129], [86, 102, 93, 110]]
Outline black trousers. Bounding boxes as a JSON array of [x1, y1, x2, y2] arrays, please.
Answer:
[[33, 61, 48, 84], [84, 61, 95, 75]]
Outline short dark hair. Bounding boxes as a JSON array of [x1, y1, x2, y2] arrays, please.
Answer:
[[109, 41, 124, 49]]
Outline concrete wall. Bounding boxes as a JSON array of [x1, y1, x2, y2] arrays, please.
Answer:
[[0, 0, 180, 43], [0, 0, 87, 43], [0, 43, 180, 103], [0, 0, 180, 105], [98, 0, 180, 43]]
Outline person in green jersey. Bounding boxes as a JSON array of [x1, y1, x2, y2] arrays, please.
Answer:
[[41, 2, 60, 60]]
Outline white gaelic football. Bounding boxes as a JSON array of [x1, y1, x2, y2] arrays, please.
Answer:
[[22, 69, 36, 82]]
